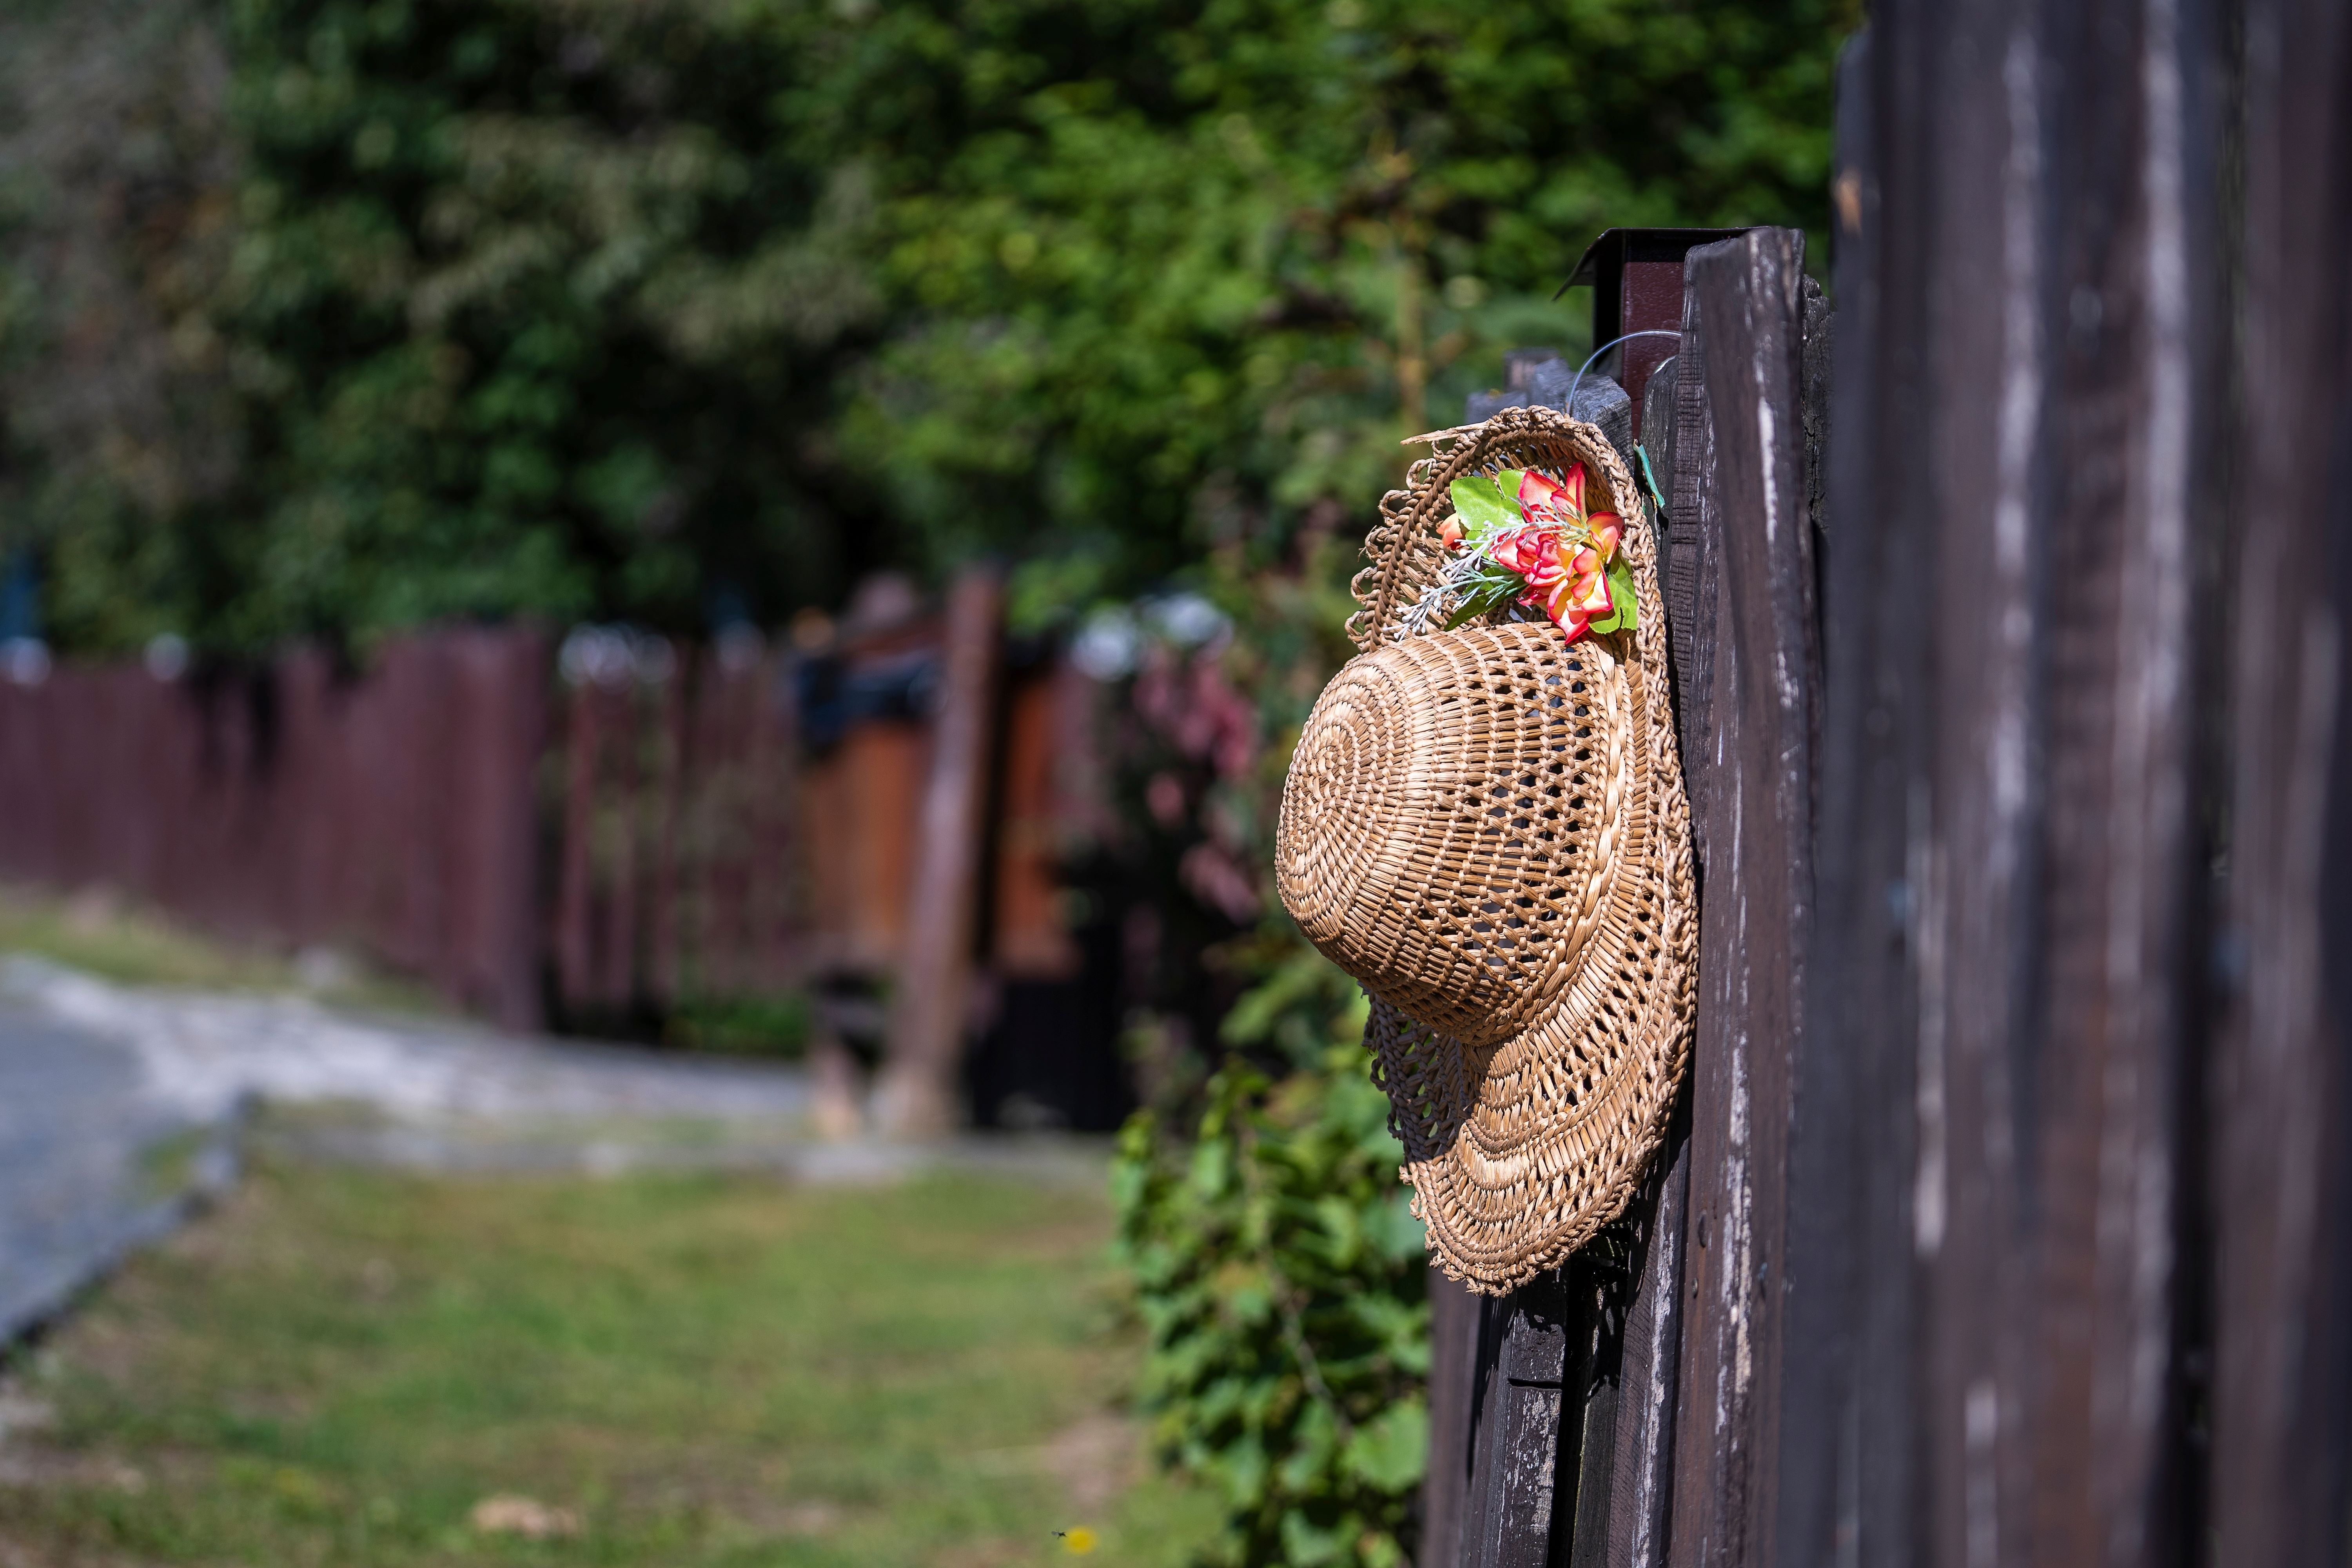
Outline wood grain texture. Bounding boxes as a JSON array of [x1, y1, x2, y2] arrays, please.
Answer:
[[1424, 1272, 1482, 1567], [1461, 1276, 1574, 1567], [1581, 1102, 1692, 1568], [1667, 320, 1713, 766], [2210, 0, 2352, 1562], [1774, 25, 1920, 1568], [1663, 226, 1819, 1568], [1809, 3, 2224, 1562]]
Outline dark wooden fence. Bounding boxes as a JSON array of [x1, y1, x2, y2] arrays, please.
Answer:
[[0, 627, 547, 1029], [1428, 0, 2352, 1561], [551, 633, 800, 1018]]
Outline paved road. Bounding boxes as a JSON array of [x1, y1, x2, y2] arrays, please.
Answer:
[[0, 1000, 234, 1342], [0, 956, 813, 1344]]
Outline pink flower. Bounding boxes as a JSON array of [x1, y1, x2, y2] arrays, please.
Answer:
[[1491, 463, 1627, 641], [1518, 465, 1585, 521]]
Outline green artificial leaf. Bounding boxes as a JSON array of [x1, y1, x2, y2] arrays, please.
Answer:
[[1447, 474, 1522, 542], [1441, 575, 1518, 630], [1589, 550, 1639, 636]]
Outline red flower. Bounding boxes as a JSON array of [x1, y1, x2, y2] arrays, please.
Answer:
[[1476, 462, 1628, 641], [1490, 524, 1572, 600], [1518, 465, 1587, 522]]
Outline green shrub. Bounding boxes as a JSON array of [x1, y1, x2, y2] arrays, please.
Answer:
[[1113, 958, 1431, 1568]]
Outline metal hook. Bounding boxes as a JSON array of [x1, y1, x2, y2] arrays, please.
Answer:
[[1564, 329, 1684, 411]]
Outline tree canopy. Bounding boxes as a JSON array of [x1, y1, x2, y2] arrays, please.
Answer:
[[2, 0, 1848, 653]]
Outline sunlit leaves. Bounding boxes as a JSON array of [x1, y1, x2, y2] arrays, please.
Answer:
[[1113, 1025, 1428, 1568]]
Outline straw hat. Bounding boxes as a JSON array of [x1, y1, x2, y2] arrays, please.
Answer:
[[1275, 405, 1695, 1296]]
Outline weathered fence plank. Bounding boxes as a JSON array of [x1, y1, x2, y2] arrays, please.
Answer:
[[1663, 227, 1819, 1568], [1785, 24, 1927, 1565], [1460, 1276, 1575, 1566], [2210, 0, 2352, 1562], [1805, 2, 2226, 1561]]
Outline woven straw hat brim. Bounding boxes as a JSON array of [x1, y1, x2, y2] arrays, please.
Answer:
[[1276, 405, 1696, 1296]]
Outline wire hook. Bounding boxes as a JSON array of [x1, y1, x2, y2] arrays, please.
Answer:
[[1564, 329, 1684, 411]]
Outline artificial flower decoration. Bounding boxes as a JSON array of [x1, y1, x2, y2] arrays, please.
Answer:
[[1401, 460, 1637, 643]]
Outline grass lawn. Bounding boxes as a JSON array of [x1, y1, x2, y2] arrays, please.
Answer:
[[0, 882, 437, 1013], [0, 1161, 1217, 1568]]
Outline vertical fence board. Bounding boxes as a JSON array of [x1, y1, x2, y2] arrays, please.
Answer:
[[1664, 227, 1817, 1568], [0, 628, 547, 1027], [1767, 29, 1905, 1568], [1599, 1105, 1691, 1568], [1461, 1279, 1575, 1567], [877, 568, 1004, 1135], [1813, 1, 2223, 1562], [1423, 1273, 1481, 1567], [1803, 19, 1936, 1566], [2210, 0, 2352, 1562]]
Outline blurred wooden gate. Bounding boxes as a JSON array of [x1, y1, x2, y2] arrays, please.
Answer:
[[549, 631, 802, 1021]]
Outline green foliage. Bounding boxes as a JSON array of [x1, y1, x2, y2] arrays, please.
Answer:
[[4, 0, 1849, 653], [839, 0, 1856, 621], [211, 0, 889, 650], [1102, 535, 1430, 1568], [0, 0, 245, 652], [661, 988, 811, 1057], [1113, 1016, 1432, 1568]]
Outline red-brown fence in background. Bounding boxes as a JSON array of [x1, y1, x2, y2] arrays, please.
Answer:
[[0, 627, 547, 1030], [0, 613, 1095, 1047], [544, 618, 1095, 1022], [550, 633, 800, 1018]]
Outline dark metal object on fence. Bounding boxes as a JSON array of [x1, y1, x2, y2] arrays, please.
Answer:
[[1560, 229, 1750, 436]]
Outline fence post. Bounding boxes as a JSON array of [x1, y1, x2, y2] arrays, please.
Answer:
[[876, 565, 1004, 1137], [1802, 2, 2229, 1559], [1659, 227, 1821, 1568], [2210, 0, 2352, 1560]]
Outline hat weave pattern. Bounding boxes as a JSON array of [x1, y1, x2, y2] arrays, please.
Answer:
[[1276, 405, 1695, 1295]]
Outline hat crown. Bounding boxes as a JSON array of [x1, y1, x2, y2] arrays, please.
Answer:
[[1277, 622, 1637, 1047]]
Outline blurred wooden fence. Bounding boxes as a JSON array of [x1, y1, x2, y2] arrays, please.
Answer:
[[0, 607, 1096, 1056], [550, 630, 800, 1018], [0, 628, 547, 1029]]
